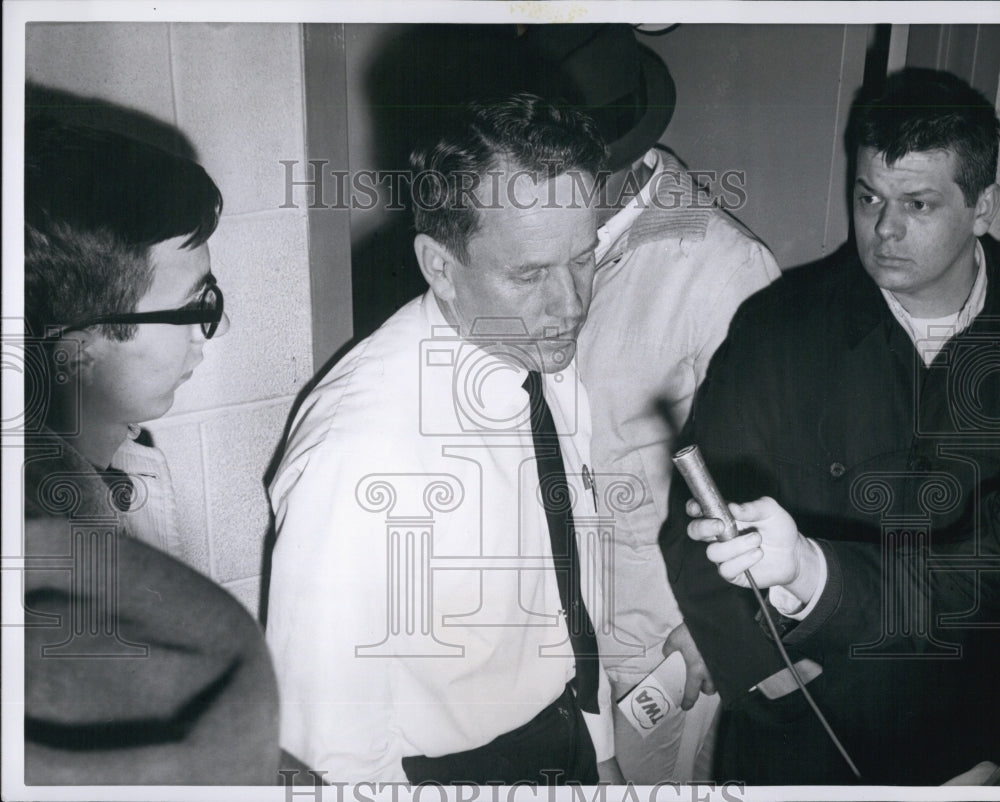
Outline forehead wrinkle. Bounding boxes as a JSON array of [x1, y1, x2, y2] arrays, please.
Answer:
[[863, 147, 959, 179], [466, 168, 596, 273]]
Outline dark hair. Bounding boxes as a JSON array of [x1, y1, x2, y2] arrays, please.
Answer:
[[409, 92, 608, 262], [848, 68, 1000, 206], [25, 117, 222, 340]]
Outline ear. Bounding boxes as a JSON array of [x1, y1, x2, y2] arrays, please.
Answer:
[[972, 183, 1000, 236], [414, 233, 461, 302]]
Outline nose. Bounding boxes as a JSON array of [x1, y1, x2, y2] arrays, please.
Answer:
[[545, 265, 586, 322], [191, 310, 230, 343], [874, 203, 905, 241], [213, 311, 231, 339]]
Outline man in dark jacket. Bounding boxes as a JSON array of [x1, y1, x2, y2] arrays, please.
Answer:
[[661, 69, 1000, 785]]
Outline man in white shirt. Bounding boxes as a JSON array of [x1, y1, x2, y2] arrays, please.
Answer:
[[266, 94, 624, 784], [668, 69, 1000, 784]]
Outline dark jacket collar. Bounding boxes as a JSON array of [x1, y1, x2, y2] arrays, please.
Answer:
[[844, 235, 1000, 349], [25, 428, 130, 521]]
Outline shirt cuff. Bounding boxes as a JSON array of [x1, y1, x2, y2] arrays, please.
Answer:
[[767, 539, 828, 621], [582, 707, 615, 763]]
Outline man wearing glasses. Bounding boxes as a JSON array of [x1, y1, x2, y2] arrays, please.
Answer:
[[21, 118, 281, 784]]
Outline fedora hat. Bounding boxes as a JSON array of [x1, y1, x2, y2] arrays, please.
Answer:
[[515, 24, 676, 171]]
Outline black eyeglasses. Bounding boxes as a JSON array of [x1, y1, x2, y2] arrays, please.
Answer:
[[54, 276, 225, 340]]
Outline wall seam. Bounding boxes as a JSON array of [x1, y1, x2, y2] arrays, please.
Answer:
[[970, 25, 981, 85], [298, 23, 317, 372], [197, 419, 217, 581], [820, 25, 851, 257], [218, 206, 308, 223], [153, 393, 302, 428], [222, 571, 265, 587], [166, 23, 180, 126]]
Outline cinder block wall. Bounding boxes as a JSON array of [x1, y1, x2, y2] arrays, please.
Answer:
[[26, 22, 316, 617]]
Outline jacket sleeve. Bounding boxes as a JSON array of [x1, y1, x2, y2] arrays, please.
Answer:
[[784, 490, 1000, 654], [659, 303, 793, 704]]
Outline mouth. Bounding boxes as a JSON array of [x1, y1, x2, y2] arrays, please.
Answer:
[[874, 251, 909, 264], [541, 325, 581, 341], [178, 356, 204, 384]]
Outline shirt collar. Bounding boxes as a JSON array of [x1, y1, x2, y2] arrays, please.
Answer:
[[596, 147, 663, 264], [880, 240, 987, 349], [847, 238, 994, 349]]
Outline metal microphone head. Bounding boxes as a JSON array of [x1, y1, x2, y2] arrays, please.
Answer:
[[671, 445, 738, 541]]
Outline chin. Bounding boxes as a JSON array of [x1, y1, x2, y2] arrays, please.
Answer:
[[861, 261, 900, 288], [137, 394, 176, 424], [539, 342, 577, 373]]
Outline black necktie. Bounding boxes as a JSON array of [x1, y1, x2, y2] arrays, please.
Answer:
[[522, 370, 600, 714]]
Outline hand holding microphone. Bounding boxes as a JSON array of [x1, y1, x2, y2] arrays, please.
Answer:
[[672, 446, 820, 604], [671, 446, 860, 779]]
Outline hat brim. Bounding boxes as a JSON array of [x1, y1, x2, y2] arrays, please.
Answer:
[[604, 44, 676, 172]]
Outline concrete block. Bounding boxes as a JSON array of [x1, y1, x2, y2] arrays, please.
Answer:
[[26, 23, 174, 126], [170, 211, 313, 414], [201, 401, 292, 583], [170, 22, 306, 216]]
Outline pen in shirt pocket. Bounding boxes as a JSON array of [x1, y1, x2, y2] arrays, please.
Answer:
[[582, 465, 598, 512]]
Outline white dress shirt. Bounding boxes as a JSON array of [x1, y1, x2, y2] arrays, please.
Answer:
[[266, 291, 613, 781]]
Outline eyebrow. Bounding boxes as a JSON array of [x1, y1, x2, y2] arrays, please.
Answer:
[[183, 271, 214, 299], [507, 239, 600, 274], [854, 178, 944, 198]]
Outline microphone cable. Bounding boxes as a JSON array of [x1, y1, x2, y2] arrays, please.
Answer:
[[673, 445, 861, 780]]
